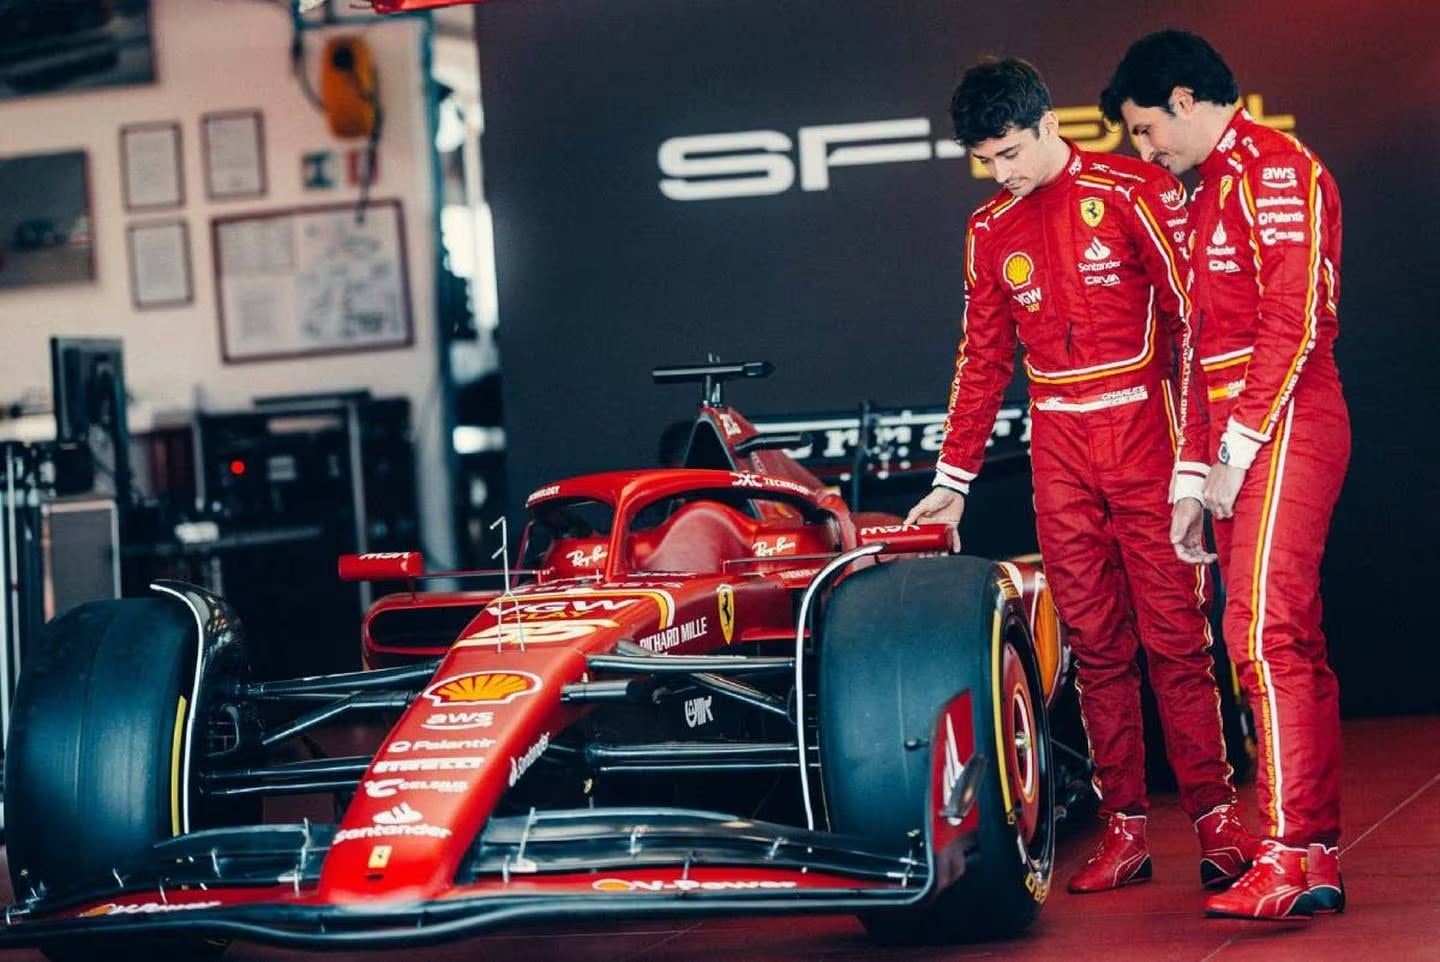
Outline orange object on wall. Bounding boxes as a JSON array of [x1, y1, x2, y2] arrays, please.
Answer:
[[321, 35, 377, 139]]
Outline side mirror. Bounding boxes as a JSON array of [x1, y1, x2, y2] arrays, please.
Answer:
[[854, 523, 960, 555], [338, 551, 425, 581]]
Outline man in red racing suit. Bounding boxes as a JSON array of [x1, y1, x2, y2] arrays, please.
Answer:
[[908, 58, 1249, 894], [1104, 30, 1349, 920]]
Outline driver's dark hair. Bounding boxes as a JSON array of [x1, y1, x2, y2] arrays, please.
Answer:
[[949, 57, 1051, 148], [1100, 30, 1239, 125]]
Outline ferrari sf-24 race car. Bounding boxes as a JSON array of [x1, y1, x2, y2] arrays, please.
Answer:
[[1, 361, 1068, 956]]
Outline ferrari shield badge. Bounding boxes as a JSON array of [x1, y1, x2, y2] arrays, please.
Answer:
[[717, 585, 736, 643], [1080, 197, 1105, 227]]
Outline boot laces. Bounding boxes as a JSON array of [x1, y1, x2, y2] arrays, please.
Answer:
[[1230, 846, 1294, 894]]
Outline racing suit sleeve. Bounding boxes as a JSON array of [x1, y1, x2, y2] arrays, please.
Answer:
[[933, 216, 1016, 495], [1219, 153, 1336, 470], [1128, 175, 1207, 502]]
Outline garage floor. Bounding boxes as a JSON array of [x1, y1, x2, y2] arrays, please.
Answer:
[[1, 716, 1435, 961]]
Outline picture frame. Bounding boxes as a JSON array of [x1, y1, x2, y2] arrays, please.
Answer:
[[201, 109, 266, 201], [0, 150, 95, 290], [120, 121, 184, 211], [126, 220, 193, 310], [0, 1, 155, 102], [211, 199, 413, 363]]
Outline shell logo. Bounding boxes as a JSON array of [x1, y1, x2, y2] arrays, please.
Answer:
[[593, 878, 635, 892], [422, 671, 541, 706], [1003, 252, 1034, 290]]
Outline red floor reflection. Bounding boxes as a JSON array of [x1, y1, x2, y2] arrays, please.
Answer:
[[1, 717, 1435, 961]]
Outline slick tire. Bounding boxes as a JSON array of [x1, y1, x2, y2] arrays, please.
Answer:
[[818, 555, 1055, 944], [5, 598, 229, 962]]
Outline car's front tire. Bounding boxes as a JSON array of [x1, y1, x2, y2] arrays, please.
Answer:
[[6, 598, 231, 962], [817, 555, 1054, 944]]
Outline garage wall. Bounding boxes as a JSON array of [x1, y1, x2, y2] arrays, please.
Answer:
[[0, 0, 455, 565], [475, 0, 1440, 715]]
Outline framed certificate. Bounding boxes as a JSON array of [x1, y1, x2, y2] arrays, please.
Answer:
[[120, 122, 184, 211], [127, 220, 193, 309], [202, 110, 266, 201], [212, 199, 413, 363]]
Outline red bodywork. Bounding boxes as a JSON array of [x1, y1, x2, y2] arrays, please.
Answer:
[[5, 397, 1059, 950]]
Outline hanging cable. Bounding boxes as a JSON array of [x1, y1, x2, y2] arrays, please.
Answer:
[[341, 54, 383, 223], [289, 5, 329, 114]]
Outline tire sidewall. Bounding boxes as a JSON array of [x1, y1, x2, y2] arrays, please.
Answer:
[[816, 556, 1054, 942], [6, 598, 196, 897]]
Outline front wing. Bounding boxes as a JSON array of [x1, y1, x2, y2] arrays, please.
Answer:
[[0, 808, 951, 949]]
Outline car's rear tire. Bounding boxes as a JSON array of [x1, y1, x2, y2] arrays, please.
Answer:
[[5, 598, 230, 962], [818, 555, 1054, 944]]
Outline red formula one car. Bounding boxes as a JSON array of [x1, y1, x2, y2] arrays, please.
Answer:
[[1, 362, 1067, 957]]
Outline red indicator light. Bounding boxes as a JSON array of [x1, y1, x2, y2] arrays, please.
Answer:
[[229, 459, 247, 476]]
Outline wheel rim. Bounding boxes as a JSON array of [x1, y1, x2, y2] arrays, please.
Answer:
[[1002, 641, 1040, 843]]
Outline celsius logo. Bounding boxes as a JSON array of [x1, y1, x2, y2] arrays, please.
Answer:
[[657, 118, 963, 201]]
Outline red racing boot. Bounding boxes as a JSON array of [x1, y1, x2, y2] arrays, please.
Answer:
[[1195, 801, 1259, 889], [1068, 813, 1152, 893], [1204, 840, 1313, 920], [1300, 843, 1346, 914]]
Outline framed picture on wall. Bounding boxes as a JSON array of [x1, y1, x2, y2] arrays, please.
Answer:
[[127, 220, 193, 309], [121, 121, 184, 210], [0, 1, 155, 101], [202, 110, 266, 200], [211, 199, 413, 363], [0, 150, 95, 290]]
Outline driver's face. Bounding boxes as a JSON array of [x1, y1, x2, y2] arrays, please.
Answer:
[[968, 124, 1050, 198], [1121, 99, 1199, 175]]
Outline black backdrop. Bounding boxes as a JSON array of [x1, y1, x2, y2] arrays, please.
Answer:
[[475, 0, 1440, 715]]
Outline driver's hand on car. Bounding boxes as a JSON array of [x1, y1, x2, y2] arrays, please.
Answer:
[[904, 486, 966, 530]]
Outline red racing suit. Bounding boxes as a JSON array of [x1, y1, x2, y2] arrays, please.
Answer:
[[1176, 110, 1349, 846], [935, 144, 1234, 818]]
